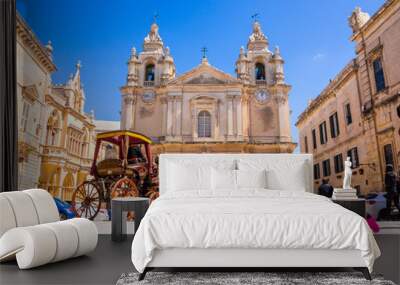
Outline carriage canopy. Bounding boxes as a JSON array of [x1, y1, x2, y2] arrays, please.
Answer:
[[90, 130, 152, 176]]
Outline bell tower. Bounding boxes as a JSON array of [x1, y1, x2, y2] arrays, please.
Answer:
[[121, 20, 176, 131], [235, 19, 293, 146]]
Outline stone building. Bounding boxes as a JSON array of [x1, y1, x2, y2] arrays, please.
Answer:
[[17, 14, 97, 200], [38, 63, 97, 201], [16, 14, 56, 190], [296, 0, 400, 194], [120, 20, 296, 154]]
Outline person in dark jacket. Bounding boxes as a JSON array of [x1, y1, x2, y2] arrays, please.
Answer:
[[318, 179, 334, 198], [385, 164, 400, 213]]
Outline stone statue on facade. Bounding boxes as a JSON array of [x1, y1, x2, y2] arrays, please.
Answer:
[[144, 23, 162, 43], [164, 46, 170, 56], [348, 7, 370, 33], [343, 157, 352, 189], [249, 21, 267, 42]]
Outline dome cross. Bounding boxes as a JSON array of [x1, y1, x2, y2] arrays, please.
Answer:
[[201, 46, 208, 59]]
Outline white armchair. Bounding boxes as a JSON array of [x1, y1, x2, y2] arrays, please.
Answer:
[[0, 189, 98, 269]]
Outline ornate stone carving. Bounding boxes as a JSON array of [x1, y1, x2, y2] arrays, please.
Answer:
[[143, 22, 164, 52], [249, 21, 267, 42], [236, 46, 250, 82], [272, 46, 285, 84], [124, 95, 136, 105], [274, 93, 288, 105], [348, 7, 370, 33], [144, 23, 162, 43], [22, 85, 39, 102], [161, 46, 175, 84], [142, 91, 156, 103], [186, 74, 226, 85], [247, 21, 269, 51], [127, 47, 140, 86]]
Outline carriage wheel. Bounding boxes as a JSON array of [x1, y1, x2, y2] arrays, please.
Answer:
[[111, 177, 139, 221], [111, 177, 139, 198], [72, 181, 101, 220], [146, 186, 160, 202]]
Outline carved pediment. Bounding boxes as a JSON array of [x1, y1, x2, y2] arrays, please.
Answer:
[[168, 62, 239, 86], [22, 85, 39, 102], [185, 73, 226, 85]]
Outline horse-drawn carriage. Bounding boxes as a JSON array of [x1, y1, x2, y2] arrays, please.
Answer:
[[71, 130, 159, 220]]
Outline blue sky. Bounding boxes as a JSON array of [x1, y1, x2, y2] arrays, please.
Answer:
[[17, 0, 384, 145]]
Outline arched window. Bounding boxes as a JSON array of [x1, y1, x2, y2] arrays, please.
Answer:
[[198, 111, 211, 138], [48, 170, 60, 198], [255, 63, 265, 80], [145, 64, 155, 81], [62, 172, 75, 201]]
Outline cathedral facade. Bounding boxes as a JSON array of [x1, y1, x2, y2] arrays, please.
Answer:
[[120, 21, 295, 154]]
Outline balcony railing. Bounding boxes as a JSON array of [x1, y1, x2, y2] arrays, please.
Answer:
[[144, 81, 155, 87], [42, 145, 66, 158], [256, 80, 267, 85]]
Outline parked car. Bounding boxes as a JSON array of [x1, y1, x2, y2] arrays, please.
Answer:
[[365, 192, 387, 220], [53, 197, 76, 220]]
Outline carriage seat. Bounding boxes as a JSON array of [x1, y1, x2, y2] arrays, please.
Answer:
[[96, 158, 134, 177], [0, 189, 98, 269]]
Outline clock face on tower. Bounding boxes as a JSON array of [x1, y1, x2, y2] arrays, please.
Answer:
[[255, 89, 269, 103]]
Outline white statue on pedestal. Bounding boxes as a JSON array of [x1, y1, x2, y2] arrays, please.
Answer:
[[343, 156, 352, 190]]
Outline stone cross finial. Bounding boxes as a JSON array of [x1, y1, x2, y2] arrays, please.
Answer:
[[201, 46, 208, 58], [76, 60, 82, 70], [251, 13, 259, 22]]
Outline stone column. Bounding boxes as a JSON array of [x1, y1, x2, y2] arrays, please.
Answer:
[[131, 96, 137, 130], [227, 95, 234, 138], [174, 96, 182, 138], [235, 96, 243, 139], [160, 97, 168, 137], [122, 96, 129, 130], [276, 92, 291, 143], [166, 96, 174, 137], [215, 100, 220, 139], [241, 95, 249, 139]]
